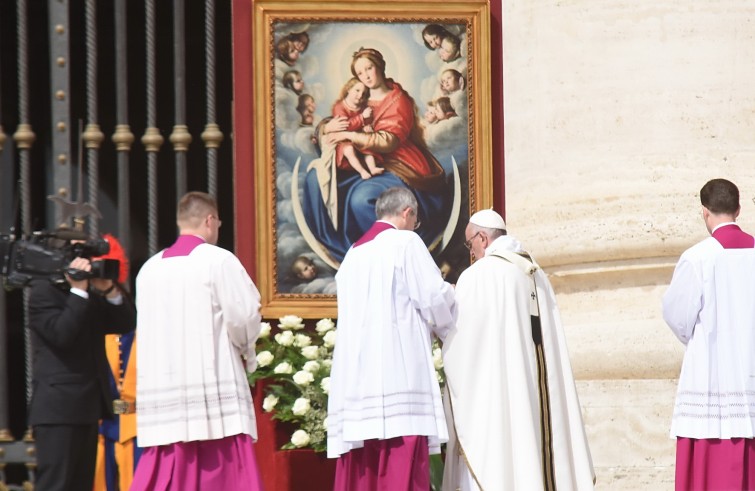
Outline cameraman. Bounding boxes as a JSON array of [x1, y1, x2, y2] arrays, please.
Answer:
[[28, 247, 136, 491]]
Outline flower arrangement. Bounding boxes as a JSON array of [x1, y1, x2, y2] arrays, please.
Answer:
[[248, 315, 446, 454], [248, 315, 337, 453]]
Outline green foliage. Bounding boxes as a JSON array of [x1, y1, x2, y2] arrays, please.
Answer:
[[429, 454, 445, 491], [247, 316, 336, 453]]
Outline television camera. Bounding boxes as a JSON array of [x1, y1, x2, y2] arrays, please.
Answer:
[[0, 229, 120, 289]]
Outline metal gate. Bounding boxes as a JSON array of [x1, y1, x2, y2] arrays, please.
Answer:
[[0, 1, 235, 487]]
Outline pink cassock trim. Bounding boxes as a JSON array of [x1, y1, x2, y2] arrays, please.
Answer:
[[333, 436, 429, 491], [712, 224, 755, 249], [676, 437, 755, 490], [130, 434, 263, 491], [352, 221, 395, 248], [162, 235, 206, 258]]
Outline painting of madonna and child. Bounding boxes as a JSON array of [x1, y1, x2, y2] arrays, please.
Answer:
[[273, 21, 473, 295]]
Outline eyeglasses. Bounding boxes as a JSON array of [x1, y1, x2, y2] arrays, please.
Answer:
[[464, 232, 481, 250], [406, 208, 421, 230]]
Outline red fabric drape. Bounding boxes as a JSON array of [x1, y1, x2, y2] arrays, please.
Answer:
[[252, 382, 336, 491]]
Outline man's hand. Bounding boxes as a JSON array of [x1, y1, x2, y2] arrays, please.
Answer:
[[90, 277, 118, 298], [65, 257, 91, 291]]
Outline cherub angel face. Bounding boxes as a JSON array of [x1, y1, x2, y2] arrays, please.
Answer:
[[286, 46, 300, 63], [433, 104, 448, 121], [424, 106, 438, 124], [303, 95, 316, 113], [439, 37, 460, 62], [441, 71, 461, 93], [423, 33, 442, 50], [293, 258, 317, 280], [291, 74, 304, 93]]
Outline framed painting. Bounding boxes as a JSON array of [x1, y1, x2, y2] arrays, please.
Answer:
[[249, 0, 494, 318]]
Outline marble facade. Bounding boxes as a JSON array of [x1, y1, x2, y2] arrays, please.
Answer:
[[502, 1, 755, 488]]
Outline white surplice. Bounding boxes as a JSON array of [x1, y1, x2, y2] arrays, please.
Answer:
[[135, 243, 262, 447], [327, 227, 456, 458], [442, 235, 595, 490], [663, 237, 755, 439]]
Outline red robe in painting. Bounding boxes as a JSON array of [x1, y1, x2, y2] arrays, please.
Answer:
[[350, 80, 445, 192]]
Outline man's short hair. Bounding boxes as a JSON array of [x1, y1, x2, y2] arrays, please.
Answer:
[[375, 187, 418, 219], [177, 191, 218, 226], [700, 178, 740, 215]]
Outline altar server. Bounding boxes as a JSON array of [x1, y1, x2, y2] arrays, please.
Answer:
[[327, 186, 457, 490], [131, 191, 264, 490], [663, 178, 755, 490]]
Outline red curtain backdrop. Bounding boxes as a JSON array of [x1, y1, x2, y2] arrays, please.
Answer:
[[252, 382, 336, 491]]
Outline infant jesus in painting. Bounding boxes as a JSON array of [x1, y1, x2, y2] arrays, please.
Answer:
[[332, 77, 384, 179]]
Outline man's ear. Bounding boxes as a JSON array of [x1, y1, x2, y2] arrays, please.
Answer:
[[735, 206, 741, 220]]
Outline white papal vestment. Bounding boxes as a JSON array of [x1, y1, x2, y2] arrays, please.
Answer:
[[327, 226, 456, 458], [442, 235, 595, 490], [135, 242, 261, 447]]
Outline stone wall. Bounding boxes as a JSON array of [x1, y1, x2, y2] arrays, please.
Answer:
[[501, 1, 755, 488]]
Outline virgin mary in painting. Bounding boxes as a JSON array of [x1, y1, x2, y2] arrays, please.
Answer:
[[301, 47, 452, 263]]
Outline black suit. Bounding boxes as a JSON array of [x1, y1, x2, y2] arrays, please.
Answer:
[[28, 280, 136, 491]]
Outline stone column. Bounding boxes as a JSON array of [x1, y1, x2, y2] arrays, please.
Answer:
[[502, 1, 755, 488]]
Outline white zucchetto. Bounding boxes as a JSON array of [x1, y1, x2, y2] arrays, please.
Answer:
[[469, 209, 506, 231]]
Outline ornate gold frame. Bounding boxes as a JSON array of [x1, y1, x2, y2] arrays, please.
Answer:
[[250, 0, 494, 318]]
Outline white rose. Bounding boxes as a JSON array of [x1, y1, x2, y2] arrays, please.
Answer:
[[273, 362, 293, 374], [256, 351, 274, 367], [293, 370, 315, 386], [294, 334, 312, 347], [433, 347, 443, 370], [290, 429, 310, 447], [259, 322, 272, 338], [322, 415, 329, 430], [262, 394, 279, 412], [278, 315, 305, 330], [315, 318, 335, 334], [292, 397, 311, 415], [436, 371, 444, 383], [301, 346, 319, 360], [320, 376, 330, 395], [275, 330, 295, 346], [303, 360, 320, 373], [323, 330, 337, 348], [321, 359, 332, 368]]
